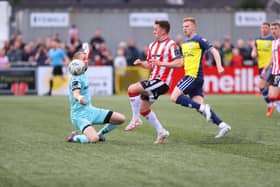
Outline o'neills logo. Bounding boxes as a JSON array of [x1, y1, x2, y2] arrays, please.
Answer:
[[204, 68, 259, 94]]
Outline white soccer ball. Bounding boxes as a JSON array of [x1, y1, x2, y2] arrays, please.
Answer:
[[68, 59, 85, 75]]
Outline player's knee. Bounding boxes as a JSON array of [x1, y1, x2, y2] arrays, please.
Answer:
[[140, 109, 151, 116], [88, 135, 99, 143], [128, 85, 137, 93], [170, 94, 178, 103], [118, 114, 126, 124]]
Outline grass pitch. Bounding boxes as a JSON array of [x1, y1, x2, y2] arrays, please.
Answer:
[[0, 95, 280, 187]]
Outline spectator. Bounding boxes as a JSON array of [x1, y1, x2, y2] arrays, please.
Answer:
[[15, 34, 25, 49], [68, 24, 80, 43], [221, 35, 234, 66], [118, 41, 127, 51], [236, 38, 250, 60], [90, 28, 105, 57], [7, 41, 23, 64], [139, 45, 149, 61], [114, 48, 127, 75], [0, 49, 10, 69], [2, 40, 10, 52], [205, 41, 223, 66], [221, 41, 233, 66], [34, 44, 48, 66], [22, 42, 36, 64], [125, 39, 140, 66], [231, 48, 243, 68]]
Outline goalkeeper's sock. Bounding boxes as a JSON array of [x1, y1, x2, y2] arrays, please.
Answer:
[[176, 95, 200, 109], [74, 134, 89, 143], [128, 92, 141, 120], [98, 124, 118, 135]]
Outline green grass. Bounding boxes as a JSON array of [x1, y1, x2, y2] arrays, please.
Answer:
[[0, 95, 280, 187]]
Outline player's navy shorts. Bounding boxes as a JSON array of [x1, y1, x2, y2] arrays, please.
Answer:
[[259, 66, 272, 81], [140, 79, 169, 102], [176, 76, 204, 98]]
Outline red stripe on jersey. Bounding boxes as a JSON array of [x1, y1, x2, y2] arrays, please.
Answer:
[[272, 39, 280, 75], [147, 41, 157, 61], [148, 38, 178, 85]]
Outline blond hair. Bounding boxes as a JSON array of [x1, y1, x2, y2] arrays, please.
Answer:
[[183, 17, 196, 25]]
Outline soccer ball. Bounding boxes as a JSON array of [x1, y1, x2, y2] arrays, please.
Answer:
[[68, 59, 85, 75]]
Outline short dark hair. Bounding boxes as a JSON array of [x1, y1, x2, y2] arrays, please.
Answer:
[[271, 22, 280, 27], [155, 20, 170, 34], [262, 22, 270, 27]]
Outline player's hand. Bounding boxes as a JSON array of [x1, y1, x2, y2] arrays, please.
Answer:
[[150, 59, 161, 66], [78, 95, 87, 105], [217, 65, 224, 75], [82, 43, 90, 57], [261, 68, 267, 77], [134, 59, 142, 65]]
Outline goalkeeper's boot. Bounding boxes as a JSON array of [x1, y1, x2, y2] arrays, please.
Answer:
[[124, 119, 143, 131], [98, 134, 106, 142], [67, 131, 78, 142], [154, 129, 170, 144]]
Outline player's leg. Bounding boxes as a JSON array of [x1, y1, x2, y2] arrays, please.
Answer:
[[46, 73, 54, 96], [259, 68, 274, 116], [192, 95, 231, 138], [67, 116, 99, 143], [125, 81, 145, 130], [138, 80, 170, 143], [171, 76, 211, 120], [98, 111, 126, 138], [268, 75, 280, 106], [139, 100, 169, 144], [171, 76, 231, 138]]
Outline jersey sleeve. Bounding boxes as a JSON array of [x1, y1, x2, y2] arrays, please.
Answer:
[[71, 76, 82, 91], [169, 43, 182, 60], [199, 37, 213, 51]]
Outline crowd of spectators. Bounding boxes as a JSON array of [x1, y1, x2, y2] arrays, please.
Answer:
[[0, 26, 259, 71]]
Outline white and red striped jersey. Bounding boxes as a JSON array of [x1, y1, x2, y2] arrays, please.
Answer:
[[146, 37, 181, 86], [272, 39, 280, 75]]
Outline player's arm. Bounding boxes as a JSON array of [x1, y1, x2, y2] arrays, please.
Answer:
[[73, 89, 87, 105], [251, 41, 258, 58], [134, 59, 153, 69], [152, 57, 183, 68], [210, 47, 224, 74]]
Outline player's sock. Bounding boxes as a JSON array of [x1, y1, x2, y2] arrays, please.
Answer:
[[74, 134, 89, 144], [141, 109, 164, 133], [260, 88, 271, 103], [176, 95, 200, 109], [269, 94, 280, 102], [98, 124, 118, 135], [128, 92, 141, 120], [210, 109, 222, 126]]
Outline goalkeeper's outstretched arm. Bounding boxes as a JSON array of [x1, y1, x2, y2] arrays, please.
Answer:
[[73, 89, 87, 105]]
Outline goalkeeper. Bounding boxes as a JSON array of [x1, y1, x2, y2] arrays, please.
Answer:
[[67, 45, 126, 143]]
